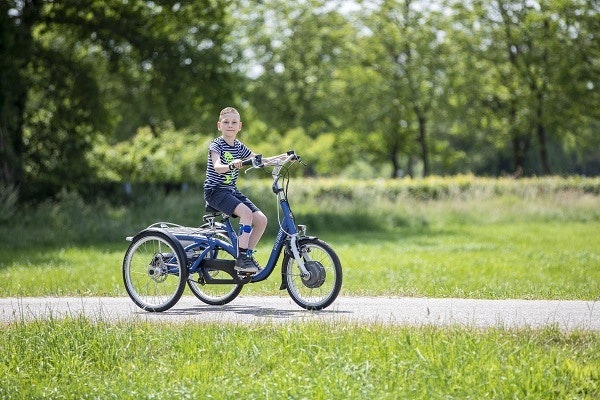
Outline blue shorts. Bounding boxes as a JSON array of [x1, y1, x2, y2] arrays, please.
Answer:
[[204, 187, 260, 217]]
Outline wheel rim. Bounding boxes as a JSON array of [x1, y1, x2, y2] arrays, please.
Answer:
[[186, 230, 242, 305], [188, 269, 242, 304]]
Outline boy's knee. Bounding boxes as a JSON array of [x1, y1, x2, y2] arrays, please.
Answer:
[[255, 212, 267, 226], [234, 204, 253, 220]]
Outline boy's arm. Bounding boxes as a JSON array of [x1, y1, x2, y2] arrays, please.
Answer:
[[211, 150, 239, 173], [262, 153, 289, 165]]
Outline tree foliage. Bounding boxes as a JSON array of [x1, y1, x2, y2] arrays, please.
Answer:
[[1, 0, 599, 204], [1, 0, 233, 198]]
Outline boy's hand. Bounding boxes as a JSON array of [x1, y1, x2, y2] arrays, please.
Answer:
[[252, 154, 263, 168], [229, 159, 243, 170]]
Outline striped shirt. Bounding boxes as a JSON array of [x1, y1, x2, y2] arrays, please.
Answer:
[[203, 136, 252, 191]]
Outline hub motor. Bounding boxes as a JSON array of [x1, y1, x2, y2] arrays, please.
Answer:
[[301, 261, 326, 288]]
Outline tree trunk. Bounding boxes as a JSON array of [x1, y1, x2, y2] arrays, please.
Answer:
[[389, 138, 400, 178], [406, 155, 416, 178], [0, 1, 39, 187], [390, 151, 400, 179], [534, 42, 551, 175], [416, 113, 429, 177], [509, 104, 530, 178], [536, 95, 551, 175], [512, 135, 525, 178]]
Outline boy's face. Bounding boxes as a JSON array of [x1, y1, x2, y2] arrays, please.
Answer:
[[218, 112, 242, 137]]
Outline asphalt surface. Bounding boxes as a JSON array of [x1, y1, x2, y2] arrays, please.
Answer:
[[1, 296, 598, 330]]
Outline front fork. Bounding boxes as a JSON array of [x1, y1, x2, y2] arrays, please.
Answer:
[[280, 226, 312, 290], [290, 234, 309, 275]]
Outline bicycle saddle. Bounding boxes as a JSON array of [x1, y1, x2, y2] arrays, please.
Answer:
[[205, 204, 238, 218]]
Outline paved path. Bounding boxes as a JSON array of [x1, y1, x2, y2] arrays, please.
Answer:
[[1, 296, 598, 330]]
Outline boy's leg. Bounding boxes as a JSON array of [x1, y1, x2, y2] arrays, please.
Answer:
[[233, 203, 253, 251], [233, 206, 268, 273], [232, 203, 259, 273], [205, 189, 261, 272], [247, 211, 267, 250]]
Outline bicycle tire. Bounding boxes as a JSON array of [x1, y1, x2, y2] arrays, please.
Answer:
[[282, 237, 342, 310], [123, 230, 188, 312]]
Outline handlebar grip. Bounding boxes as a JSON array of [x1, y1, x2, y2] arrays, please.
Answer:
[[286, 150, 300, 161]]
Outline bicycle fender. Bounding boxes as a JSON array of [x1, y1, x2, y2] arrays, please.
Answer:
[[131, 228, 187, 257]]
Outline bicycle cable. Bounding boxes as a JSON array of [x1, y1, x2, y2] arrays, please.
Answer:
[[253, 157, 305, 237], [275, 159, 301, 236]]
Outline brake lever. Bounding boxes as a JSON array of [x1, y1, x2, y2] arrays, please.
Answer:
[[243, 154, 264, 173]]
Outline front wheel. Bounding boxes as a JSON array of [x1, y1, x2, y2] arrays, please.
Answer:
[[282, 238, 342, 310], [123, 230, 188, 312]]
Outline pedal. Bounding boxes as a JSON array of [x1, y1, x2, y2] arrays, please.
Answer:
[[236, 272, 254, 284]]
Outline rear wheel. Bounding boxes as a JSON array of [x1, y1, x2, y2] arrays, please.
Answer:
[[282, 238, 342, 310], [123, 230, 188, 312], [187, 226, 243, 305], [188, 273, 243, 305]]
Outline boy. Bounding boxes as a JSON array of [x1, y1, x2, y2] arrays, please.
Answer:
[[203, 107, 280, 273]]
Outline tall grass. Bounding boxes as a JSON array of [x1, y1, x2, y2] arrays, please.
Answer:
[[1, 318, 598, 399], [2, 176, 598, 246]]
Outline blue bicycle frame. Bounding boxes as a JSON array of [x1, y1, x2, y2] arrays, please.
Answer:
[[168, 151, 308, 284]]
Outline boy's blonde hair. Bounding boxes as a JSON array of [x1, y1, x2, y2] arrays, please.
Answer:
[[219, 107, 240, 120]]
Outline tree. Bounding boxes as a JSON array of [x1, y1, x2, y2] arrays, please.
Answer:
[[446, 0, 600, 176], [0, 0, 38, 188], [355, 0, 448, 177], [239, 0, 356, 137], [1, 0, 234, 198]]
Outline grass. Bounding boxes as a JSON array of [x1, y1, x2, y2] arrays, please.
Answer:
[[0, 182, 598, 299], [333, 221, 599, 299], [0, 177, 599, 398], [0, 222, 600, 300], [0, 220, 597, 299], [1, 318, 598, 399]]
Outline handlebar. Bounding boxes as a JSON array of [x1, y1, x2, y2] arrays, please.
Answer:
[[243, 150, 300, 173], [241, 154, 262, 167]]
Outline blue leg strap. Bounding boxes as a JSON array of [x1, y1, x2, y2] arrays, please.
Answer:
[[238, 224, 253, 235]]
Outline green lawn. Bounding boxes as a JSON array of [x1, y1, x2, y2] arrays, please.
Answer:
[[0, 220, 597, 300], [1, 319, 599, 399]]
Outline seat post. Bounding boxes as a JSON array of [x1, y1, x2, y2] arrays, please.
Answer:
[[203, 204, 230, 228]]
